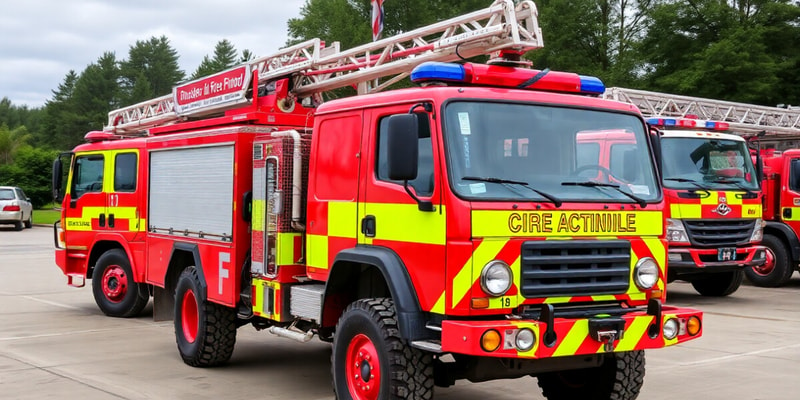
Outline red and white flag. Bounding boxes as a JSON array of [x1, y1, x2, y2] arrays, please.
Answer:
[[371, 0, 384, 41]]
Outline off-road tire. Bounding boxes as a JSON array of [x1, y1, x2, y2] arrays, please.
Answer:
[[332, 298, 434, 400], [690, 270, 744, 296], [174, 266, 237, 367], [745, 234, 794, 287], [24, 211, 32, 228], [91, 249, 149, 317], [537, 350, 645, 400]]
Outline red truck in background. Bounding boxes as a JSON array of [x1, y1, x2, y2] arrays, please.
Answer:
[[749, 148, 800, 286], [577, 124, 766, 296]]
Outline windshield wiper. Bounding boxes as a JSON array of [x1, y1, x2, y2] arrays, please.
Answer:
[[664, 177, 711, 194], [708, 178, 757, 197], [462, 176, 563, 207], [561, 180, 647, 208]]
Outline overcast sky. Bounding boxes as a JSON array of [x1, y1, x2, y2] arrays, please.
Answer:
[[0, 0, 308, 108]]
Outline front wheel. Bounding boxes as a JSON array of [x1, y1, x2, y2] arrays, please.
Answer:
[[537, 350, 645, 400], [745, 234, 794, 287], [332, 298, 434, 400], [690, 270, 744, 296], [174, 266, 237, 367], [92, 249, 149, 317]]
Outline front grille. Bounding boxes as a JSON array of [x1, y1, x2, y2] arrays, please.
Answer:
[[683, 219, 755, 247], [519, 240, 631, 298]]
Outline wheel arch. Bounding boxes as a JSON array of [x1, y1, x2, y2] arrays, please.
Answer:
[[87, 238, 128, 278], [152, 242, 207, 322], [764, 221, 800, 262], [322, 246, 429, 341]]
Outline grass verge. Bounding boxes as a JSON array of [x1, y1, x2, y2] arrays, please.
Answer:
[[33, 208, 61, 225]]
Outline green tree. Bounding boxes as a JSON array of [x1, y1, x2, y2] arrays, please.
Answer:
[[191, 39, 242, 79], [0, 124, 31, 164], [120, 36, 185, 104], [240, 49, 255, 63], [641, 0, 800, 105], [527, 0, 653, 87], [0, 146, 59, 207], [41, 71, 83, 150]]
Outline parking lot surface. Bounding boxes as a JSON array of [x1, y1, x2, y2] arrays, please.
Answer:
[[1, 226, 799, 399]]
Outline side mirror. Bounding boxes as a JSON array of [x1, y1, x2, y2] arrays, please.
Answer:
[[52, 157, 63, 203], [386, 114, 420, 181], [648, 126, 663, 178]]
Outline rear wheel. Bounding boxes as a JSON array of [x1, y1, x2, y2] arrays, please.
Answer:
[[332, 298, 434, 400], [537, 350, 645, 400], [174, 266, 237, 367], [92, 249, 149, 317], [24, 211, 32, 228], [745, 234, 794, 287], [13, 219, 22, 231], [690, 270, 744, 296]]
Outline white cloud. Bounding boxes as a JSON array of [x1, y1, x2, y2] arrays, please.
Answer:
[[0, 0, 307, 107]]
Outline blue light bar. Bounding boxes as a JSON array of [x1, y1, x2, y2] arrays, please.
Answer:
[[705, 121, 716, 129], [411, 62, 466, 83], [578, 75, 605, 95], [646, 118, 662, 125]]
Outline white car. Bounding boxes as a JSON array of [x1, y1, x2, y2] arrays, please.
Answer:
[[0, 186, 33, 230]]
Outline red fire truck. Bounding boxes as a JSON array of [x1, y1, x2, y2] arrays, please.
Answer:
[[52, 1, 702, 398], [605, 88, 800, 289], [603, 89, 768, 296]]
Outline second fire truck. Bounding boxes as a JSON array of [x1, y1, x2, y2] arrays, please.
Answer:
[[604, 88, 768, 296], [52, 1, 703, 398]]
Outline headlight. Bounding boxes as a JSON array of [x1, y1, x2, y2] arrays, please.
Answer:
[[666, 218, 690, 244], [515, 328, 536, 352], [663, 318, 679, 340], [750, 218, 764, 242], [480, 260, 512, 297], [634, 257, 659, 290]]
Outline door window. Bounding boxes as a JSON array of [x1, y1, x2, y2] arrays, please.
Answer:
[[71, 155, 104, 199], [790, 159, 800, 192], [114, 153, 137, 192]]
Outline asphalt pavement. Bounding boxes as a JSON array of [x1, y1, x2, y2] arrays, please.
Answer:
[[1, 226, 799, 399]]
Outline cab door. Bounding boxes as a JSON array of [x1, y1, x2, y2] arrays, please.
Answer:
[[64, 152, 107, 247], [357, 106, 446, 313]]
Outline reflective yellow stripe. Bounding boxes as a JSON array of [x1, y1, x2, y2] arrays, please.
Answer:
[[306, 234, 328, 269], [363, 203, 446, 245], [553, 321, 589, 357], [783, 207, 800, 221], [742, 204, 761, 217], [328, 201, 358, 239], [252, 199, 265, 232], [277, 232, 302, 265], [452, 239, 506, 307], [670, 203, 701, 219], [472, 210, 663, 237], [431, 292, 445, 315], [615, 316, 651, 352]]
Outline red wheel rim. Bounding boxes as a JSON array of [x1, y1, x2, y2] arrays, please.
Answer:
[[752, 248, 776, 276], [101, 265, 127, 303], [345, 333, 381, 400], [181, 289, 199, 343]]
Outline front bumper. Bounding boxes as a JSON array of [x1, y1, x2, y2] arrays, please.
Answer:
[[668, 245, 767, 271], [441, 304, 702, 359]]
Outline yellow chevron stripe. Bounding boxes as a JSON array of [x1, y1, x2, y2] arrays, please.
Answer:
[[553, 321, 589, 357], [615, 316, 651, 352], [452, 239, 507, 307]]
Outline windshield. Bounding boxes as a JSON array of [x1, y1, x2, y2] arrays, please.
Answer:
[[443, 101, 659, 203], [661, 136, 759, 191]]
